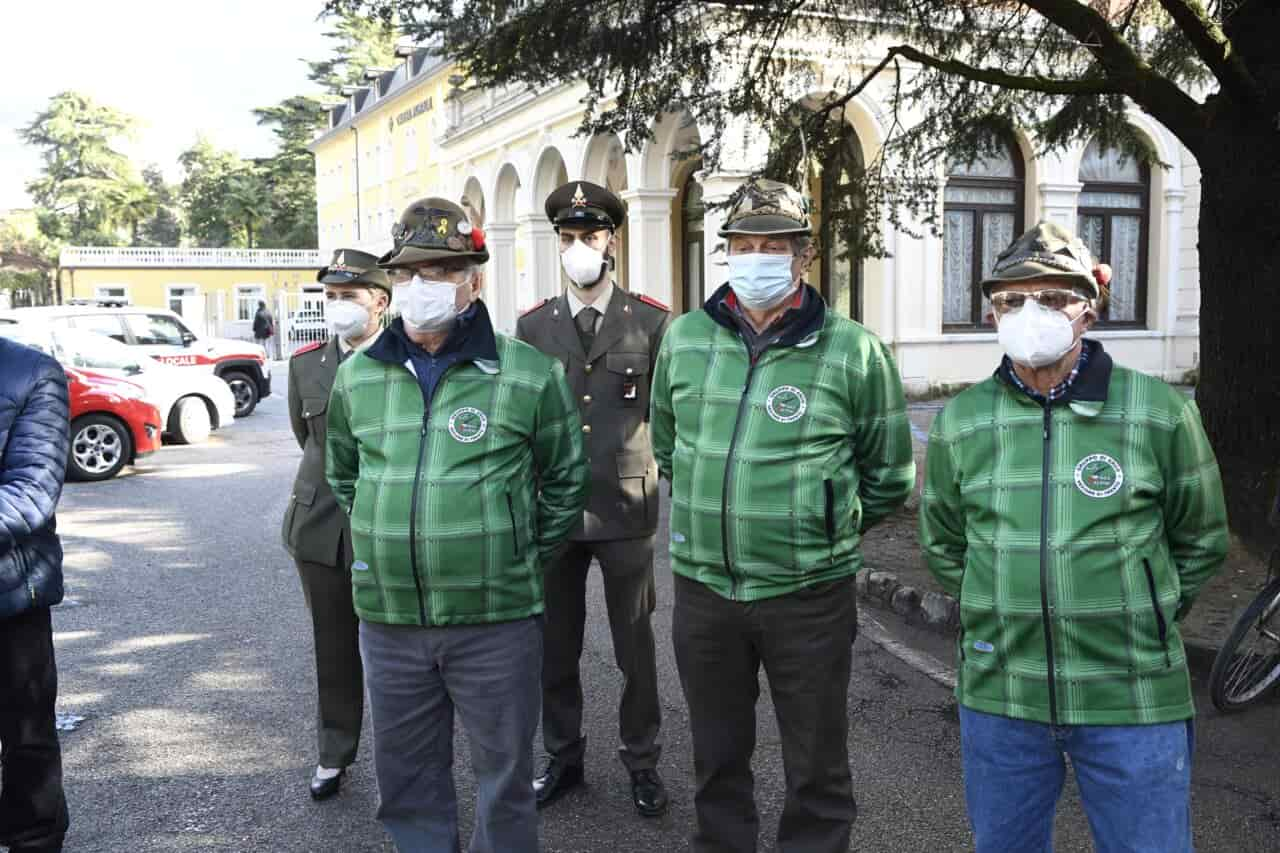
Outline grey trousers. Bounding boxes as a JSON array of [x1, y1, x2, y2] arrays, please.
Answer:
[[541, 537, 661, 771], [359, 617, 542, 853]]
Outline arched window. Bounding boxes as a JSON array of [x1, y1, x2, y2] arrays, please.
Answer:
[[1076, 136, 1149, 326], [681, 170, 705, 314], [819, 122, 864, 322], [943, 135, 1025, 329]]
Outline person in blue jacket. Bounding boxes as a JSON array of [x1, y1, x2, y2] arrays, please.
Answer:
[[0, 335, 72, 853]]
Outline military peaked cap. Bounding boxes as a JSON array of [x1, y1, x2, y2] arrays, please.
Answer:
[[317, 248, 391, 294], [545, 181, 626, 232]]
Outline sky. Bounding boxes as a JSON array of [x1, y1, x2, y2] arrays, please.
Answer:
[[0, 0, 336, 210]]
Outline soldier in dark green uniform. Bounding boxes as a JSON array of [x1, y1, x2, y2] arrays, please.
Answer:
[[517, 180, 671, 817], [282, 248, 390, 800]]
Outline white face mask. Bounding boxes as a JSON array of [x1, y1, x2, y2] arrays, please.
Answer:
[[325, 299, 371, 342], [400, 275, 464, 333], [560, 238, 608, 288], [996, 298, 1079, 368], [727, 253, 797, 310]]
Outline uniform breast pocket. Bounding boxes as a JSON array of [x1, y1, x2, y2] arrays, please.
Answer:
[[605, 353, 649, 407], [617, 450, 654, 525], [302, 395, 329, 436]]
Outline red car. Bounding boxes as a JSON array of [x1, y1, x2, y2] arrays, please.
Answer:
[[65, 367, 163, 481]]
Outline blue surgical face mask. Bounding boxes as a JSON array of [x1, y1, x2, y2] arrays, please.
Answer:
[[727, 253, 796, 310]]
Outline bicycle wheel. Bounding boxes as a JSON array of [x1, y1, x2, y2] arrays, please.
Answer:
[[1209, 577, 1280, 712]]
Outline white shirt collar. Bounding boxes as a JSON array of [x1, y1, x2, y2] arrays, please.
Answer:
[[565, 281, 615, 321], [337, 327, 383, 355]]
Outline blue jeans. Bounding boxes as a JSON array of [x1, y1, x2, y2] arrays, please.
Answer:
[[959, 707, 1194, 853], [360, 617, 542, 853]]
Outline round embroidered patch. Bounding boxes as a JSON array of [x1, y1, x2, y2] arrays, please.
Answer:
[[765, 385, 807, 424], [1074, 453, 1124, 499], [447, 407, 488, 443]]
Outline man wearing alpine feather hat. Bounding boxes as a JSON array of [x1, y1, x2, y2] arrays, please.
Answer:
[[517, 180, 671, 817], [325, 197, 588, 851], [920, 220, 1228, 853], [284, 248, 391, 801], [650, 177, 915, 852]]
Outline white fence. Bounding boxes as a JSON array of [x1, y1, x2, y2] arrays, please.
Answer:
[[275, 290, 330, 358], [60, 247, 325, 269]]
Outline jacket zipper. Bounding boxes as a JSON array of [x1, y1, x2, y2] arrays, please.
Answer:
[[720, 357, 759, 600], [1143, 558, 1172, 668], [1039, 404, 1060, 726], [408, 409, 431, 626], [506, 491, 522, 559]]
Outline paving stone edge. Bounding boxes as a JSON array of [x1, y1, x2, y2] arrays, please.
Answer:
[[856, 569, 1220, 672]]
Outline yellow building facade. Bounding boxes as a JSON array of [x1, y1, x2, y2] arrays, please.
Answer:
[[57, 247, 325, 344]]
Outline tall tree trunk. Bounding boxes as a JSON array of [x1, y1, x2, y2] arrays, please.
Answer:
[[1194, 109, 1280, 557]]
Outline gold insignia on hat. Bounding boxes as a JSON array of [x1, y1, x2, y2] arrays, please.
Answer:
[[437, 217, 449, 237], [336, 251, 346, 266], [571, 185, 588, 208]]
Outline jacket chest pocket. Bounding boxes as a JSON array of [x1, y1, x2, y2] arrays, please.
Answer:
[[604, 353, 649, 408], [302, 395, 328, 438]]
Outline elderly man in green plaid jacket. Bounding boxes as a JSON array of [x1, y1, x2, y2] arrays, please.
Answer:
[[326, 197, 587, 852], [651, 178, 915, 853], [920, 221, 1229, 853]]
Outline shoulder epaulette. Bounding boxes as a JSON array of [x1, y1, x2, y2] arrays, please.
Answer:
[[292, 340, 326, 358], [520, 297, 553, 318], [632, 293, 670, 312]]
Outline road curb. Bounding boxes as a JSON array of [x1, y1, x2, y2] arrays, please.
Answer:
[[856, 569, 1223, 672]]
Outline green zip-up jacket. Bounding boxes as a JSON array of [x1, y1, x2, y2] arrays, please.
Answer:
[[920, 342, 1229, 726], [651, 284, 915, 601], [326, 307, 588, 627]]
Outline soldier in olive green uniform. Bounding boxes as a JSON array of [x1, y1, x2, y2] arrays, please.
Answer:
[[282, 249, 391, 801], [517, 181, 671, 817]]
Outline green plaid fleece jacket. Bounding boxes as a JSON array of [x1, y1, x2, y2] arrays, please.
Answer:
[[920, 344, 1229, 726], [326, 323, 587, 627], [651, 285, 915, 601]]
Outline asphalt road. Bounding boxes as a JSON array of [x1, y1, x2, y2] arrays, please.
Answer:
[[45, 368, 1280, 852]]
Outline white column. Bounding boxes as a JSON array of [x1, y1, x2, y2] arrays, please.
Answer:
[[519, 214, 561, 302], [1037, 182, 1083, 230], [697, 170, 753, 293], [621, 188, 677, 304], [1162, 187, 1187, 377], [486, 222, 518, 334]]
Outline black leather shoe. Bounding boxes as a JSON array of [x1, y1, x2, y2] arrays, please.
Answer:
[[630, 768, 668, 817], [534, 758, 584, 809], [310, 768, 345, 801]]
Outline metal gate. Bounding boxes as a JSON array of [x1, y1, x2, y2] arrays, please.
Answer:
[[276, 289, 329, 358]]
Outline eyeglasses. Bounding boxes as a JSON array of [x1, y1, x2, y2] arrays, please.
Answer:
[[388, 264, 473, 285], [990, 289, 1089, 316]]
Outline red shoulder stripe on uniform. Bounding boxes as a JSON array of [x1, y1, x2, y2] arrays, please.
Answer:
[[520, 297, 552, 317], [291, 340, 326, 357], [635, 294, 670, 312]]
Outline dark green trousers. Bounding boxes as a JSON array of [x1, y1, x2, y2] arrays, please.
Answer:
[[297, 546, 363, 769]]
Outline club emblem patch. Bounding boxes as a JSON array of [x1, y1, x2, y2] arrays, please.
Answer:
[[765, 385, 807, 424], [1074, 453, 1124, 499], [447, 407, 488, 443]]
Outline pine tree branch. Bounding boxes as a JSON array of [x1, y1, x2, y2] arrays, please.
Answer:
[[890, 44, 1114, 96], [1154, 0, 1262, 104], [1020, 0, 1207, 151]]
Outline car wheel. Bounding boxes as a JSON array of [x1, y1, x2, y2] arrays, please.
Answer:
[[68, 414, 133, 482], [169, 396, 212, 444], [223, 370, 259, 417]]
